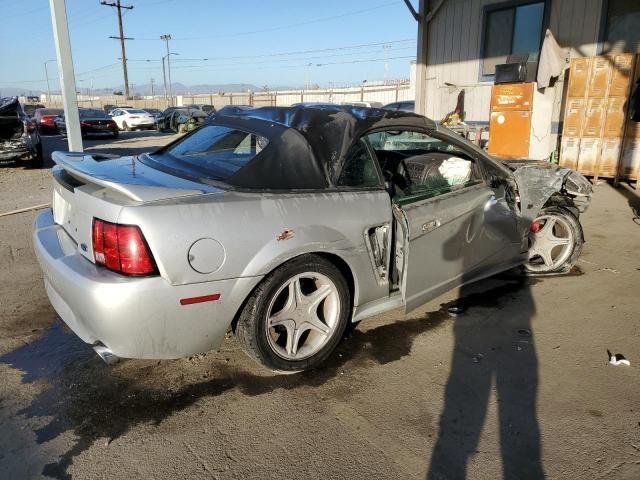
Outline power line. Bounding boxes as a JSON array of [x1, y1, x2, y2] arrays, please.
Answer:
[[164, 46, 414, 71], [77, 62, 122, 76], [3, 5, 45, 20], [127, 55, 415, 75], [101, 0, 134, 98], [124, 38, 415, 63]]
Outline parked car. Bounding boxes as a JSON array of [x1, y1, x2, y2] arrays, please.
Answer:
[[340, 101, 384, 109], [0, 97, 42, 167], [383, 100, 415, 112], [34, 105, 592, 372], [33, 108, 63, 134], [142, 108, 163, 128], [156, 107, 207, 133], [55, 108, 118, 138], [109, 108, 155, 131], [185, 103, 216, 114], [22, 103, 46, 117]]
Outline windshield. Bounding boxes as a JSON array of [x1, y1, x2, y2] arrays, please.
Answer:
[[152, 125, 269, 182]]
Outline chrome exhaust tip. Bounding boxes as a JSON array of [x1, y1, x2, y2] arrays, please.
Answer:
[[93, 344, 120, 366]]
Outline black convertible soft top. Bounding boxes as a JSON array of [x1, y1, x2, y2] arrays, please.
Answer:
[[208, 104, 436, 190]]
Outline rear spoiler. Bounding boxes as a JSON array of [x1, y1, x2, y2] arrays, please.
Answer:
[[52, 151, 220, 202]]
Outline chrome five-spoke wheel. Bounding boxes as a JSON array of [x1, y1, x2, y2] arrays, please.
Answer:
[[235, 254, 350, 372], [525, 207, 583, 274], [266, 272, 340, 360]]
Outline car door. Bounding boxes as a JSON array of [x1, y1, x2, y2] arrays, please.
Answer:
[[366, 128, 522, 312]]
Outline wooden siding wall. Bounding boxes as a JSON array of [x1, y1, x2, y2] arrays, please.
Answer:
[[423, 0, 604, 123]]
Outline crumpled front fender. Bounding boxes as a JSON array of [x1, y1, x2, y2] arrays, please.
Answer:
[[509, 161, 593, 223]]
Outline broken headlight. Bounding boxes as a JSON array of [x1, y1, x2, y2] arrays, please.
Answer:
[[563, 171, 592, 197]]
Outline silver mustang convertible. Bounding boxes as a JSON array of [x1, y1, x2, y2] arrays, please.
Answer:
[[33, 105, 592, 372]]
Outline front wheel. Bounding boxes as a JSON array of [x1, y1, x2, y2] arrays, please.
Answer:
[[29, 142, 44, 169], [235, 254, 350, 373], [122, 121, 130, 131], [524, 206, 583, 274]]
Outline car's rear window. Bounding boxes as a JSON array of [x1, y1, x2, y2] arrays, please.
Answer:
[[80, 109, 110, 118], [125, 109, 148, 114], [39, 108, 63, 115], [152, 125, 269, 182]]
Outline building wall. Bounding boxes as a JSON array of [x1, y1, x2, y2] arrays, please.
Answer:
[[423, 0, 604, 123]]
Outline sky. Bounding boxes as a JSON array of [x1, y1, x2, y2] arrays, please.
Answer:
[[0, 0, 417, 94]]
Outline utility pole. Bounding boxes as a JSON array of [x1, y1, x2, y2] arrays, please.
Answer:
[[162, 57, 168, 105], [160, 34, 172, 106], [383, 43, 390, 83], [101, 0, 134, 99], [44, 60, 56, 104], [150, 78, 155, 97]]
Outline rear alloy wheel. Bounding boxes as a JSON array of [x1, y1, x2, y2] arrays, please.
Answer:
[[236, 255, 350, 373], [122, 121, 130, 131], [525, 206, 583, 274]]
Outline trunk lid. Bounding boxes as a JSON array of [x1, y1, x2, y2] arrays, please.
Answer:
[[51, 151, 222, 263]]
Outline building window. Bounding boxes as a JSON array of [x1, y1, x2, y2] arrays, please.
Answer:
[[603, 0, 640, 54], [482, 1, 545, 77]]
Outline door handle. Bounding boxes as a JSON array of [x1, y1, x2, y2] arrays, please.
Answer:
[[421, 219, 441, 233]]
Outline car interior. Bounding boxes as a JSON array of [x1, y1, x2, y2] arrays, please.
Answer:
[[343, 129, 481, 205]]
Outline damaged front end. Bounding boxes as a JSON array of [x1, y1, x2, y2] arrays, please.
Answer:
[[506, 160, 593, 223], [0, 96, 42, 166]]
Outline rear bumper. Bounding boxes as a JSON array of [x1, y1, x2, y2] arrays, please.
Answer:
[[33, 209, 262, 359], [82, 127, 118, 136], [129, 120, 154, 128]]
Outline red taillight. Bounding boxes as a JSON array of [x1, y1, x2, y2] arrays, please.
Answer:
[[23, 120, 36, 132], [92, 218, 156, 275], [107, 120, 117, 128], [41, 115, 54, 124], [80, 121, 91, 127]]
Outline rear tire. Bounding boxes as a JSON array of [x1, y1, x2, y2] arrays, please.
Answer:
[[236, 254, 350, 373], [524, 206, 583, 274], [112, 130, 119, 139]]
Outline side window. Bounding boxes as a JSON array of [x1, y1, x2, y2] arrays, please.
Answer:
[[337, 139, 381, 188], [481, 1, 545, 77], [365, 130, 482, 205]]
